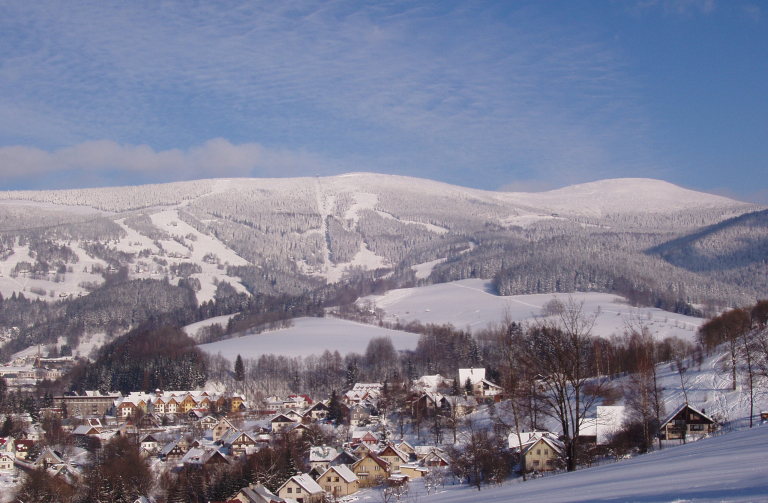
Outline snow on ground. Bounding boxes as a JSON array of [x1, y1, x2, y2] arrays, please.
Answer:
[[497, 178, 748, 218], [183, 313, 239, 339], [198, 317, 420, 361], [325, 242, 389, 283], [0, 244, 106, 300], [148, 209, 250, 303], [410, 424, 768, 503], [360, 279, 702, 341], [412, 258, 447, 279]]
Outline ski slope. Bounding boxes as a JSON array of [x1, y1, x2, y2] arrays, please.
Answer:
[[198, 317, 420, 360], [360, 279, 703, 341]]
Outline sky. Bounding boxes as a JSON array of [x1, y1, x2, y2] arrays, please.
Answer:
[[0, 0, 765, 202]]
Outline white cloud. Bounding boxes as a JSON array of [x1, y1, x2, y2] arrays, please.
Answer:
[[0, 139, 332, 182]]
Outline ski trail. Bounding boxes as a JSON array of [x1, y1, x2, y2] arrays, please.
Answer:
[[314, 177, 331, 274]]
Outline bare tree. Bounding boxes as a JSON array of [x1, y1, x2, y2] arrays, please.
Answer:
[[622, 318, 665, 451], [519, 296, 609, 472]]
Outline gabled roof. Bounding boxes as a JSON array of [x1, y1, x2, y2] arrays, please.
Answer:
[[35, 447, 64, 465], [354, 452, 390, 471], [320, 464, 358, 484], [238, 484, 285, 503], [516, 435, 565, 456], [378, 444, 409, 463], [278, 474, 323, 495], [271, 414, 296, 423], [181, 447, 230, 466], [661, 403, 715, 427], [221, 429, 257, 446]]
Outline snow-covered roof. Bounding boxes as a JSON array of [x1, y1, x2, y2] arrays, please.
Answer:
[[321, 464, 359, 483], [310, 445, 338, 463], [281, 474, 323, 495]]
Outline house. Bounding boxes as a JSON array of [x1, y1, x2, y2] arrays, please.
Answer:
[[351, 430, 379, 447], [303, 401, 329, 422], [198, 415, 219, 430], [318, 465, 359, 498], [285, 395, 312, 409], [276, 473, 324, 503], [234, 483, 285, 503], [421, 450, 450, 468], [330, 450, 359, 468], [349, 405, 372, 426], [35, 447, 64, 468], [510, 433, 564, 472], [283, 409, 304, 423], [395, 440, 415, 458], [660, 404, 716, 440], [351, 452, 390, 487], [72, 423, 102, 436], [270, 414, 296, 433], [221, 430, 259, 455], [309, 445, 338, 471], [181, 447, 230, 469], [159, 437, 189, 462], [138, 413, 162, 430], [457, 368, 503, 399], [140, 433, 161, 454], [212, 418, 236, 442], [377, 444, 409, 473], [399, 463, 428, 479], [0, 452, 15, 471]]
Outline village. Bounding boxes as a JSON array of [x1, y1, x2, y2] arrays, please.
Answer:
[[0, 362, 726, 503]]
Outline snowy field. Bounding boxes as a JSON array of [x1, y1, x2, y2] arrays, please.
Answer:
[[198, 317, 420, 360], [403, 424, 768, 503], [360, 279, 703, 341], [183, 313, 240, 339]]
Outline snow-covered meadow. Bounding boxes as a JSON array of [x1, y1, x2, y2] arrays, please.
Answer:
[[197, 317, 420, 360], [403, 424, 768, 503], [360, 279, 703, 341]]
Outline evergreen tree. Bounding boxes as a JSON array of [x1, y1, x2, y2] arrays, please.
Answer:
[[327, 390, 342, 423], [465, 377, 473, 395], [234, 354, 245, 382], [345, 361, 359, 389]]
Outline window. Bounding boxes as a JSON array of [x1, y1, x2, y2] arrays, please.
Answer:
[[544, 449, 549, 455], [287, 488, 292, 493], [296, 487, 301, 493], [335, 477, 340, 482], [327, 477, 332, 482], [533, 460, 540, 467], [536, 449, 541, 455], [326, 486, 331, 491]]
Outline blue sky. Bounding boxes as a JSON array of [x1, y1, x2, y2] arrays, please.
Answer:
[[0, 0, 765, 202]]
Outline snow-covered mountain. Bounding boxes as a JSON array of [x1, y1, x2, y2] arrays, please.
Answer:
[[0, 173, 763, 306]]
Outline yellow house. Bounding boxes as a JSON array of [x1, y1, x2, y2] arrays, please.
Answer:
[[277, 474, 324, 503], [352, 452, 390, 487], [319, 465, 359, 498], [377, 444, 409, 473], [517, 436, 563, 472]]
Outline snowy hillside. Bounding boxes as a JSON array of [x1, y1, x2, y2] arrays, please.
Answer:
[[412, 424, 768, 503], [0, 173, 762, 307], [360, 279, 703, 341], [197, 317, 420, 360], [499, 178, 746, 218]]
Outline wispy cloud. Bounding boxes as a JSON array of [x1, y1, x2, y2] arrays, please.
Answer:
[[0, 139, 335, 189], [0, 1, 661, 190]]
